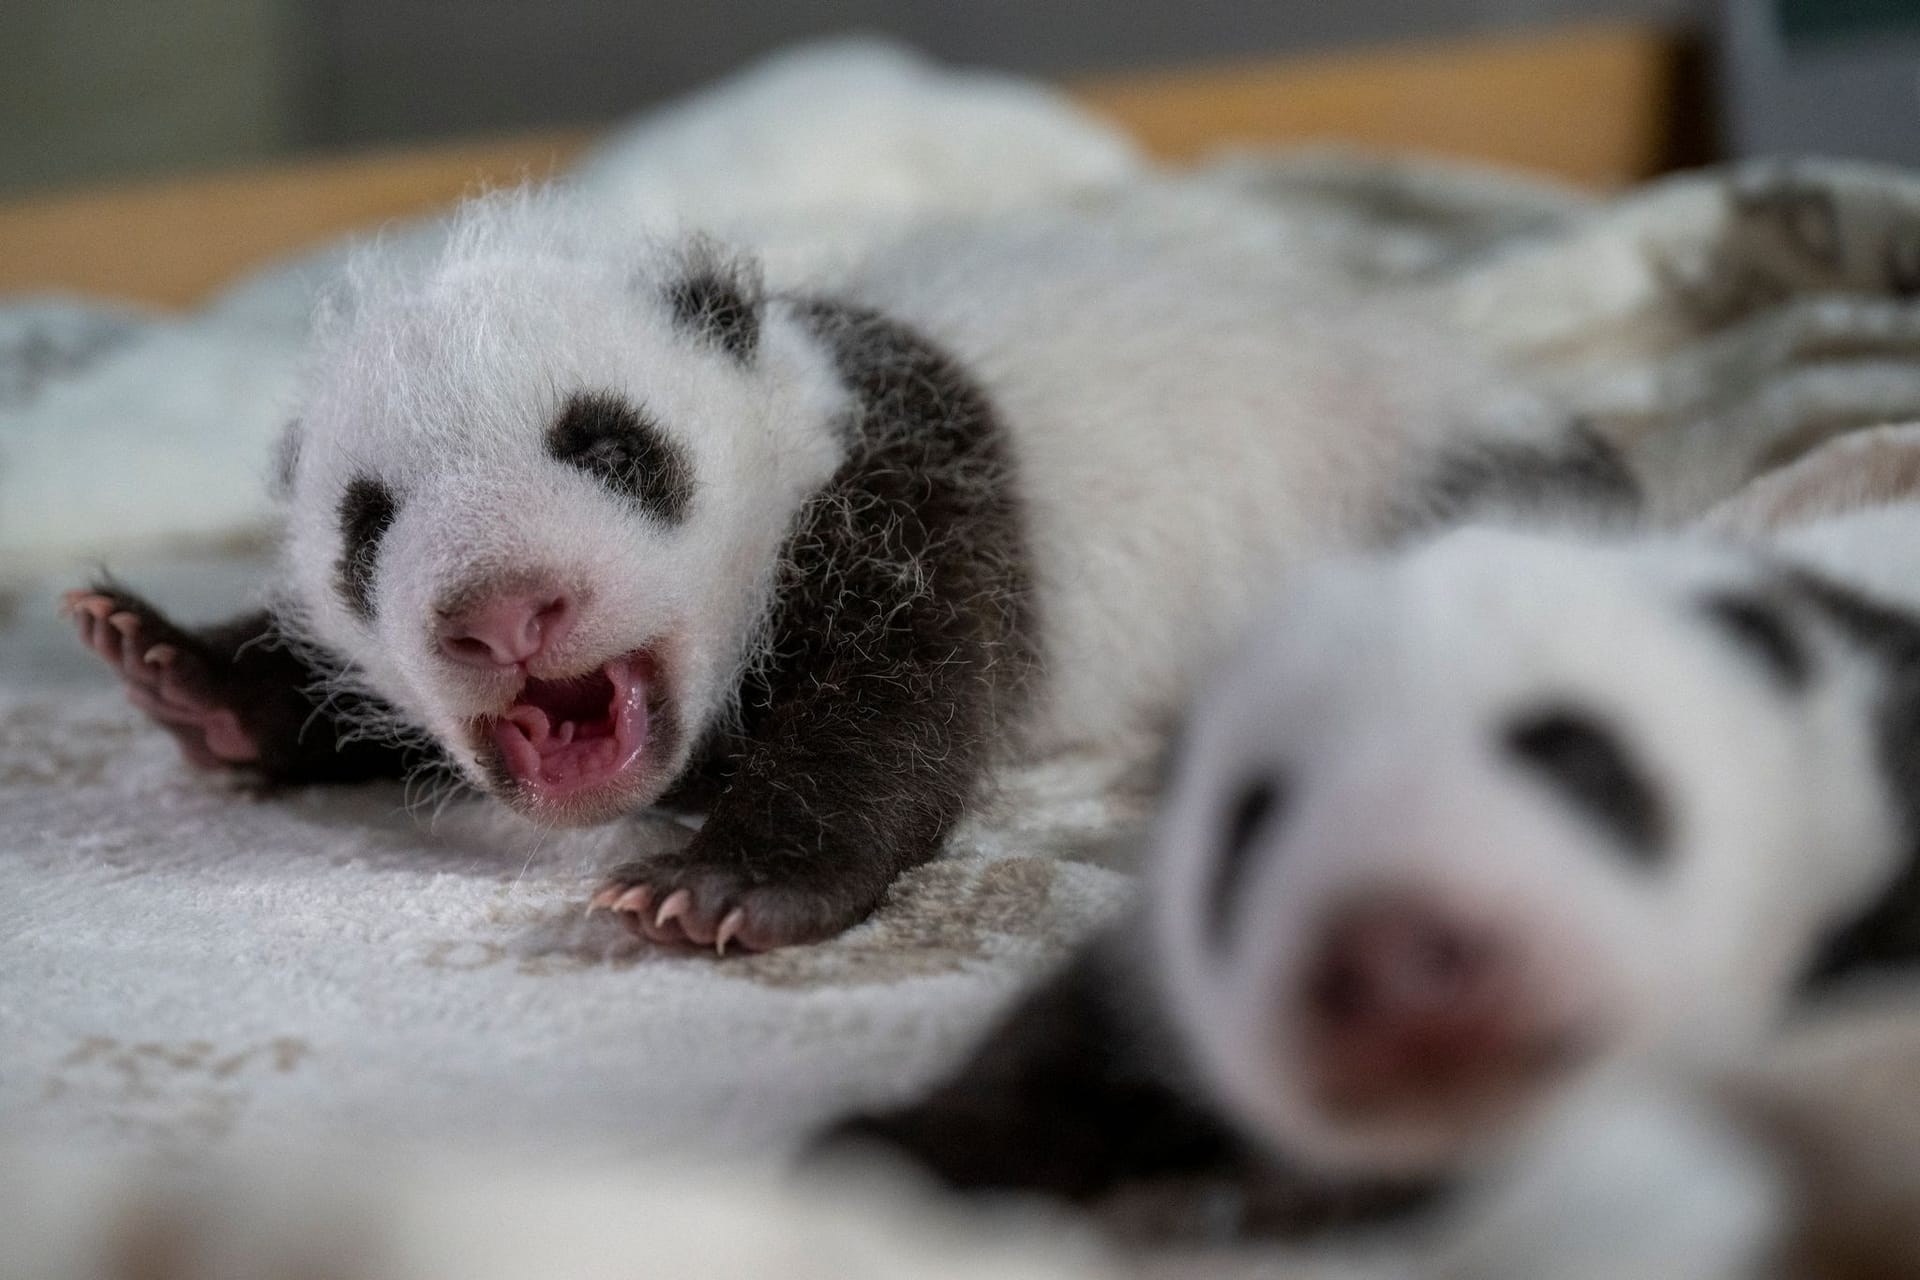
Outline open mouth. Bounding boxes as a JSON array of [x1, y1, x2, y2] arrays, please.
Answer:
[[481, 650, 657, 810]]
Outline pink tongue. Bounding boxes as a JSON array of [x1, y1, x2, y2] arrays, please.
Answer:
[[491, 659, 650, 796]]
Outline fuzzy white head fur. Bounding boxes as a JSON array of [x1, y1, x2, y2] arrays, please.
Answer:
[[1147, 519, 1903, 1177], [278, 193, 849, 819]]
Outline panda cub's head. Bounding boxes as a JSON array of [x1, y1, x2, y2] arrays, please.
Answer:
[[276, 192, 850, 824], [1148, 523, 1898, 1178]]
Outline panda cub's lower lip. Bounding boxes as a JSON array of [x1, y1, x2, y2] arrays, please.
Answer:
[[488, 653, 651, 797]]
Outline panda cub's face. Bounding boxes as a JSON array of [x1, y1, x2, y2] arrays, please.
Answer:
[[1149, 525, 1896, 1177], [276, 208, 848, 825]]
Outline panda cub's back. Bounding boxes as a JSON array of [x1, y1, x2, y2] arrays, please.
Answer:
[[830, 209, 1558, 754]]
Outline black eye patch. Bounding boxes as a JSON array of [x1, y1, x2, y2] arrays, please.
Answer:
[[547, 391, 694, 525], [335, 475, 398, 621], [1505, 705, 1670, 866], [1210, 774, 1287, 942], [1698, 590, 1812, 693]]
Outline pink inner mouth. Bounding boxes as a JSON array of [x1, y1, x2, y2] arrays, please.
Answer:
[[488, 652, 652, 802]]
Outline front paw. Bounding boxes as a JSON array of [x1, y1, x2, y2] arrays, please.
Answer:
[[62, 588, 261, 770], [589, 856, 872, 955]]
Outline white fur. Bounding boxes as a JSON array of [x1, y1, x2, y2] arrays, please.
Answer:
[[1435, 1076, 1783, 1280], [280, 185, 1555, 806], [1147, 515, 1906, 1175], [832, 211, 1558, 758], [282, 193, 849, 796]]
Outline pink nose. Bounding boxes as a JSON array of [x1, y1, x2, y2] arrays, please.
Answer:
[[1303, 897, 1525, 1104], [436, 587, 576, 669]]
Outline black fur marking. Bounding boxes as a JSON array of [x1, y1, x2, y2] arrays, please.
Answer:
[[1212, 776, 1285, 943], [1505, 705, 1670, 865], [826, 939, 1244, 1199], [1396, 423, 1640, 541], [84, 581, 428, 786], [819, 931, 1443, 1241], [623, 298, 1036, 946], [547, 391, 695, 525], [1782, 570, 1920, 984], [1697, 590, 1813, 693], [663, 238, 762, 362], [335, 476, 397, 621]]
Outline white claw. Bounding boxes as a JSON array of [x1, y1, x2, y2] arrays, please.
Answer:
[[586, 884, 624, 913], [654, 889, 692, 930], [715, 908, 747, 957]]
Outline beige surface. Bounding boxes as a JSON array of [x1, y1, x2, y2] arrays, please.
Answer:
[[0, 23, 1687, 310]]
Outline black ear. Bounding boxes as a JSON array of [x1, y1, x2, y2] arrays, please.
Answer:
[[663, 236, 764, 363]]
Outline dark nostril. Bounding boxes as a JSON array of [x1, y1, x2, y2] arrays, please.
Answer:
[[444, 634, 497, 662], [437, 623, 515, 669], [1311, 951, 1373, 1025], [1417, 927, 1478, 988]]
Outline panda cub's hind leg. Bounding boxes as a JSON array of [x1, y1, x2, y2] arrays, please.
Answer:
[[63, 583, 419, 786], [66, 587, 265, 769]]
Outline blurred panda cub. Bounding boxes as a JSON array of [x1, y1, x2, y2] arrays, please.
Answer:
[[834, 423, 1920, 1231], [61, 185, 1595, 953]]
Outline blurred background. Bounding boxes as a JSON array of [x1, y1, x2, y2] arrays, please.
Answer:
[[0, 0, 1820, 197], [5, 0, 1920, 316], [15, 0, 1920, 199]]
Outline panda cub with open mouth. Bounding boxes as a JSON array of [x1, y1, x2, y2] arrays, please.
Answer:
[[832, 424, 1920, 1232], [64, 187, 1589, 954]]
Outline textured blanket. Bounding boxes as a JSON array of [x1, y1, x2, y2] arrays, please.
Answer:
[[10, 38, 1920, 1279]]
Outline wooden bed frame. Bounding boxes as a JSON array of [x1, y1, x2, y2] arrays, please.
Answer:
[[0, 22, 1694, 309]]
